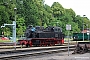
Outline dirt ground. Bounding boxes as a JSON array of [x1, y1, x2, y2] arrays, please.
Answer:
[[13, 51, 90, 60]]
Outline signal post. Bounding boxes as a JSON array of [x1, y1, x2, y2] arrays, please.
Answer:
[[1, 21, 16, 50]]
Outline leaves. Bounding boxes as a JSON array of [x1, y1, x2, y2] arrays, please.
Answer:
[[0, 0, 90, 36]]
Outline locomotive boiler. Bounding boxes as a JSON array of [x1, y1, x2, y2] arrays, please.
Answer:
[[18, 25, 64, 47]]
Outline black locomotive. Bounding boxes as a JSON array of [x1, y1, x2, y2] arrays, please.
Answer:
[[18, 25, 64, 47]]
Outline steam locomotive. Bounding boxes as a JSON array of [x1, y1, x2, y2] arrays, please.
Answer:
[[18, 25, 64, 47]]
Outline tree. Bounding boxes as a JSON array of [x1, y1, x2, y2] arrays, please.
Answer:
[[0, 6, 9, 25], [51, 2, 65, 17], [0, 0, 90, 37], [16, 17, 26, 36]]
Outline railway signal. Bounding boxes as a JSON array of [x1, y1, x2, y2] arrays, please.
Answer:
[[1, 21, 16, 50]]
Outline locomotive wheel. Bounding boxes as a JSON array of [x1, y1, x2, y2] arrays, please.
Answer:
[[26, 44, 29, 47], [22, 43, 24, 46]]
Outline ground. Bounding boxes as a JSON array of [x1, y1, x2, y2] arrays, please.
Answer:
[[14, 51, 90, 60]]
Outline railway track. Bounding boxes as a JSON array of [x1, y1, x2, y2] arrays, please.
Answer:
[[0, 45, 75, 60], [0, 42, 16, 46], [0, 41, 77, 49]]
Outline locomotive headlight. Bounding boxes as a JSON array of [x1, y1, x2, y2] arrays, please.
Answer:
[[74, 37, 75, 39]]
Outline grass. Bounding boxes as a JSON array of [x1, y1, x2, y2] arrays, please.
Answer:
[[0, 40, 12, 43], [0, 38, 19, 43], [64, 38, 73, 41]]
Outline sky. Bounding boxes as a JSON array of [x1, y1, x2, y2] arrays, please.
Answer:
[[44, 0, 90, 19]]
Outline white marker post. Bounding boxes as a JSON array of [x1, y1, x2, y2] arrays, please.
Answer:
[[66, 24, 71, 56], [87, 31, 90, 41]]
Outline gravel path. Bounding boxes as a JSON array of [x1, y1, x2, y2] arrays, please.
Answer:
[[13, 51, 90, 60]]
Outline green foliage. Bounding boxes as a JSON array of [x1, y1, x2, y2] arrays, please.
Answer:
[[44, 23, 47, 28], [4, 28, 11, 37], [0, 0, 90, 37], [51, 2, 64, 17], [16, 17, 26, 36]]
